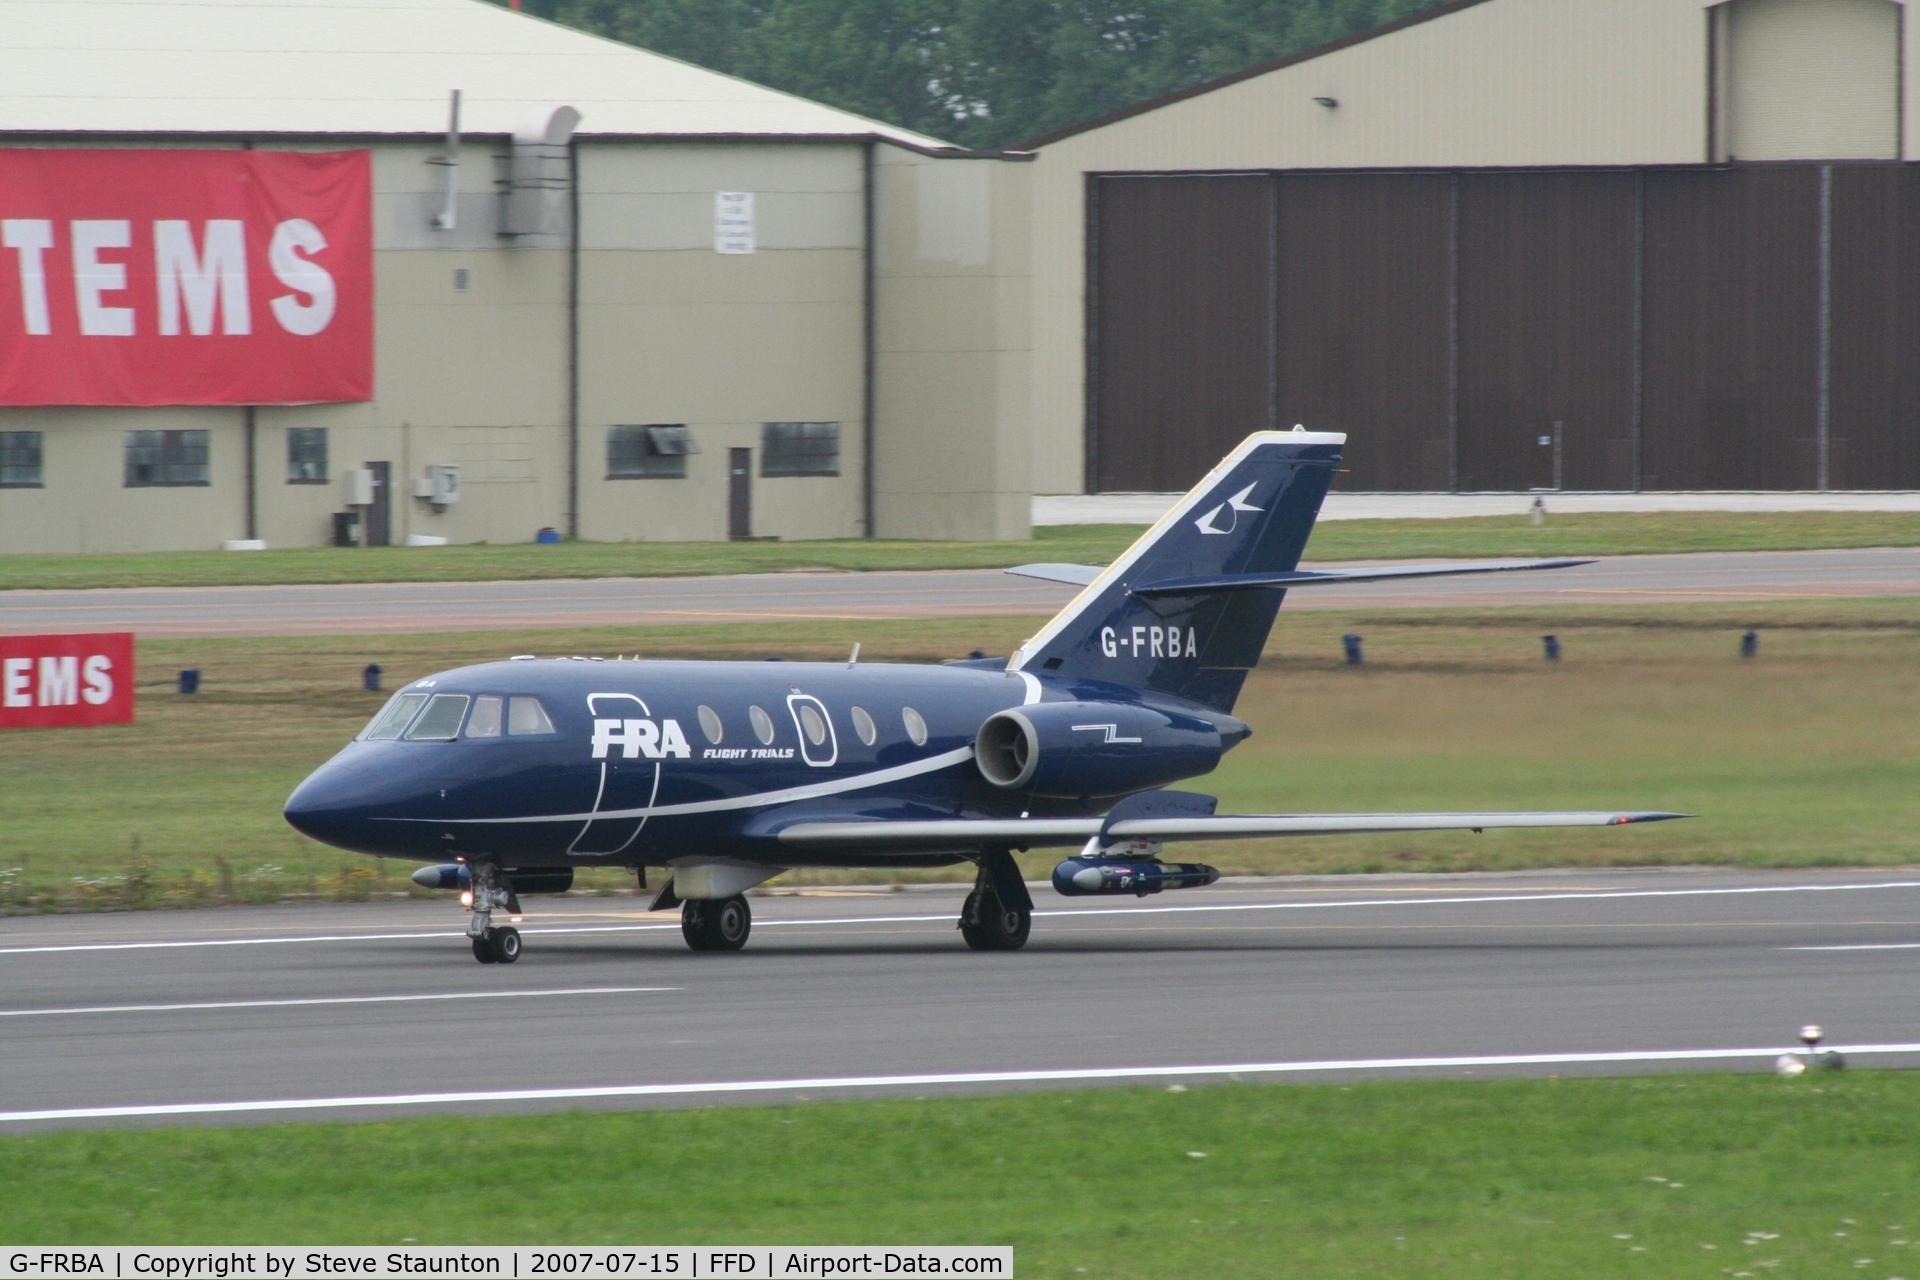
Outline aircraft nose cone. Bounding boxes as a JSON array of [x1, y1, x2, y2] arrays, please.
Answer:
[[284, 756, 384, 853]]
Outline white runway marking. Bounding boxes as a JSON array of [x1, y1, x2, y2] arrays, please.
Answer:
[[6, 1043, 1920, 1124], [1782, 942, 1920, 951], [0, 987, 677, 1019], [2, 879, 1915, 957]]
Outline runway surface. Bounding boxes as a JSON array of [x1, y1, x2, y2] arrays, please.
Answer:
[[2, 867, 1917, 1128], [4, 547, 1919, 637]]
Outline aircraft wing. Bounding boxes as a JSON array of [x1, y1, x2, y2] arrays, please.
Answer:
[[775, 810, 1687, 852]]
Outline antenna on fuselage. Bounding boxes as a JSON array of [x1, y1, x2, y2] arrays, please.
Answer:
[[847, 643, 861, 668]]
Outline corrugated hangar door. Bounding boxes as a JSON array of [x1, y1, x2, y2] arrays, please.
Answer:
[[1272, 173, 1453, 491], [1829, 164, 1920, 489], [1087, 175, 1275, 493], [1641, 167, 1821, 489], [1455, 172, 1638, 492], [1088, 172, 1454, 493]]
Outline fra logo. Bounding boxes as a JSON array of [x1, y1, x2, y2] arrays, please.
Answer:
[[591, 718, 692, 759]]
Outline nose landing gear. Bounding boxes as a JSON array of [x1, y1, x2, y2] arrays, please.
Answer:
[[465, 862, 523, 964], [472, 925, 521, 964]]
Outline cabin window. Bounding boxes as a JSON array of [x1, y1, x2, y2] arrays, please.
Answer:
[[749, 704, 775, 745], [698, 704, 723, 744], [850, 705, 877, 746], [902, 706, 928, 747], [797, 703, 828, 746], [465, 695, 503, 738], [507, 696, 556, 736], [405, 694, 470, 740]]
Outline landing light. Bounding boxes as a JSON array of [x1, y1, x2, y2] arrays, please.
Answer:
[[460, 891, 473, 907]]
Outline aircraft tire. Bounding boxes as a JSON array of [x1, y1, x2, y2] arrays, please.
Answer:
[[472, 933, 497, 964], [493, 926, 522, 964], [681, 896, 751, 952], [959, 889, 1031, 952]]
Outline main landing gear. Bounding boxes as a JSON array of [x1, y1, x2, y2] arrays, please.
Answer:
[[959, 849, 1032, 951], [682, 895, 752, 951], [465, 862, 522, 965]]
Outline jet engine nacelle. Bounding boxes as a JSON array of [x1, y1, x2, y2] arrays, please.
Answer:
[[974, 700, 1222, 798]]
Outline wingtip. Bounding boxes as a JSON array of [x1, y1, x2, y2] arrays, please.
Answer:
[[1614, 811, 1692, 824]]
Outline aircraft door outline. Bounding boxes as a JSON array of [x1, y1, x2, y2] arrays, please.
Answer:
[[786, 692, 838, 768], [572, 691, 660, 855]]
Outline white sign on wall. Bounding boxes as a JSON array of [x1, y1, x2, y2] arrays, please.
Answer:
[[715, 191, 755, 254]]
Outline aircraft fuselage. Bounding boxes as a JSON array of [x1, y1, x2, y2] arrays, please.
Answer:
[[283, 657, 1247, 870]]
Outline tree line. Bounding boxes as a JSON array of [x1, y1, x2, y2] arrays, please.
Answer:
[[500, 0, 1447, 149]]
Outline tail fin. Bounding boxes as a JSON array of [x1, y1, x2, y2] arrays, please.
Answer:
[[1009, 431, 1343, 712]]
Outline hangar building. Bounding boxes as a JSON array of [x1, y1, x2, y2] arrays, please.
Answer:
[[0, 0, 1030, 553], [1023, 0, 1920, 495]]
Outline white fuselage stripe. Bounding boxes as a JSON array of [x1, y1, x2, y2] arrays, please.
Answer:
[[416, 743, 978, 825], [0, 987, 676, 1018], [5, 1042, 1919, 1123], [2, 879, 1913, 956]]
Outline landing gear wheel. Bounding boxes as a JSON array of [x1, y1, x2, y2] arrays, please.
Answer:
[[471, 925, 521, 963], [491, 925, 522, 964], [681, 895, 752, 952], [959, 887, 1031, 951]]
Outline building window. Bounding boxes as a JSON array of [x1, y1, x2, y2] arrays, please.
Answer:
[[287, 427, 328, 484], [607, 424, 698, 479], [0, 431, 43, 487], [761, 422, 840, 477], [124, 430, 209, 487]]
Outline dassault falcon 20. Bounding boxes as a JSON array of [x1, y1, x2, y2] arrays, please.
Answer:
[[284, 430, 1684, 964]]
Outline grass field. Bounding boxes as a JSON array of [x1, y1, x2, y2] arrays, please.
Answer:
[[4, 1073, 1917, 1277], [5, 599, 1920, 909], [4, 510, 1920, 591]]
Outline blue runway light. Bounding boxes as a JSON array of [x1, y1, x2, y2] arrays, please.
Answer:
[[1343, 634, 1363, 665]]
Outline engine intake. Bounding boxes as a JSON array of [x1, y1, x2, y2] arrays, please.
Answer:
[[975, 701, 1223, 798]]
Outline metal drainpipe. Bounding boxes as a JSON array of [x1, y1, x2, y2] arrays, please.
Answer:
[[861, 140, 877, 539], [566, 141, 581, 541], [244, 405, 256, 541], [1817, 163, 1833, 492], [242, 136, 257, 542]]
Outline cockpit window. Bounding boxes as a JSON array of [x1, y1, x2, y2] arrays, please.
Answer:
[[465, 695, 503, 738], [405, 694, 470, 741], [361, 692, 429, 741], [507, 696, 556, 736]]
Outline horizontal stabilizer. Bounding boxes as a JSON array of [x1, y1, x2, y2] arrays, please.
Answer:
[[1005, 562, 1104, 587], [775, 810, 1688, 852], [1131, 559, 1593, 597]]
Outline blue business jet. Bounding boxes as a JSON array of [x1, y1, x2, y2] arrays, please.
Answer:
[[285, 431, 1683, 963]]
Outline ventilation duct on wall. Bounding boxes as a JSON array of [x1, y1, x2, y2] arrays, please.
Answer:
[[502, 103, 581, 237]]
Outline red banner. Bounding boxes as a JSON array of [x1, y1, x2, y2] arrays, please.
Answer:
[[0, 633, 135, 729], [0, 149, 372, 406]]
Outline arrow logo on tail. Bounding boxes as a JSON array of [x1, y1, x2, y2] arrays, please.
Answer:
[[1194, 484, 1264, 535]]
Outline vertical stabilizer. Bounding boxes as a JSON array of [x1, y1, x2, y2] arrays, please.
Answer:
[[1010, 431, 1344, 711]]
